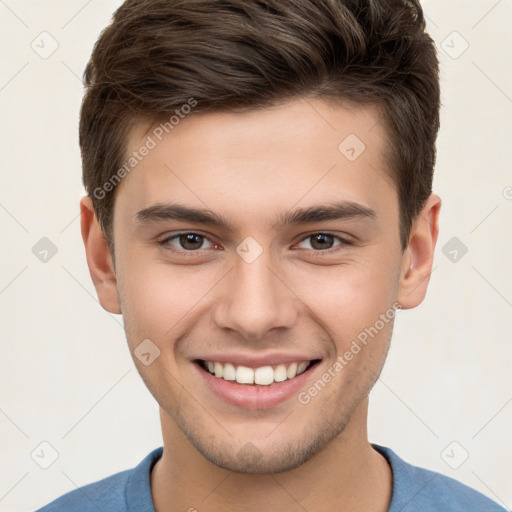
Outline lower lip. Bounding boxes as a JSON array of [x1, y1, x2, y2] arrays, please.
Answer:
[[194, 361, 319, 410]]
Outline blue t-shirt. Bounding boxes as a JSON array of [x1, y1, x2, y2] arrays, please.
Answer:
[[35, 444, 507, 511]]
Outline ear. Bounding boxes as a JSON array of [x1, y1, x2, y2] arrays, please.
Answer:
[[80, 196, 121, 314], [397, 194, 441, 309]]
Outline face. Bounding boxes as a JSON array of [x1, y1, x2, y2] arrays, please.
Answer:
[[83, 97, 439, 473]]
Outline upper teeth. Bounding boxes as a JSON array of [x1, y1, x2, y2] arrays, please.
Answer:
[[205, 361, 310, 385]]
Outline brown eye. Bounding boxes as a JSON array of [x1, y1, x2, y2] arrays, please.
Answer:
[[160, 232, 215, 252], [296, 233, 349, 252], [309, 234, 335, 250], [178, 233, 204, 250]]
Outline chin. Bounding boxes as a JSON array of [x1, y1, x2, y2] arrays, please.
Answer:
[[183, 419, 348, 474]]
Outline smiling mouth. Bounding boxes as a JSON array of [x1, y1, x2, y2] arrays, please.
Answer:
[[197, 359, 321, 386]]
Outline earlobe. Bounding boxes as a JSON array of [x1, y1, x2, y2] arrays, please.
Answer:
[[80, 196, 121, 314], [397, 194, 441, 309]]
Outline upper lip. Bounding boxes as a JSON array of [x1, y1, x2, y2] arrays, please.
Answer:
[[194, 353, 321, 368]]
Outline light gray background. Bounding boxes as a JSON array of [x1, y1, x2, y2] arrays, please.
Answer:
[[0, 1, 511, 511]]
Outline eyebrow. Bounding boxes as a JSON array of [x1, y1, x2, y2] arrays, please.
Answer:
[[135, 201, 376, 231]]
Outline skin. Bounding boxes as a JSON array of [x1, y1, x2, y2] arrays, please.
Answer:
[[81, 97, 441, 512]]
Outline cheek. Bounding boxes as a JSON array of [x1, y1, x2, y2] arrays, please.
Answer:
[[286, 254, 400, 354], [117, 254, 217, 345]]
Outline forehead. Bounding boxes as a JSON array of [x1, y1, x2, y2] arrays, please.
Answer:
[[114, 97, 397, 229]]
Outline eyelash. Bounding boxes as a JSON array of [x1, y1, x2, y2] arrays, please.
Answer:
[[158, 231, 352, 256]]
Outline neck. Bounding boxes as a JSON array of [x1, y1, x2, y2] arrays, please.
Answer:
[[151, 399, 392, 512]]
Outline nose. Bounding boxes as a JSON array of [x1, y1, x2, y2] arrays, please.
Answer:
[[212, 249, 299, 341]]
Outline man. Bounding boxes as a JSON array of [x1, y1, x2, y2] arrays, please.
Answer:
[[36, 0, 506, 510]]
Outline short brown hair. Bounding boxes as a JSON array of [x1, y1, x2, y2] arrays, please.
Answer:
[[80, 0, 440, 251]]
